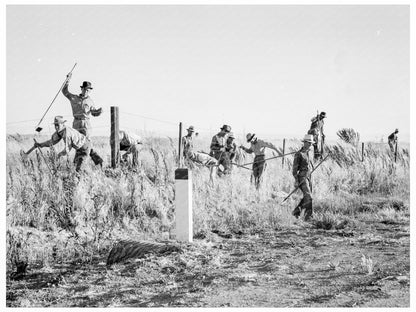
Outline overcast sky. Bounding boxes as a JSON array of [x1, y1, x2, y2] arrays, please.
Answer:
[[6, 5, 410, 142]]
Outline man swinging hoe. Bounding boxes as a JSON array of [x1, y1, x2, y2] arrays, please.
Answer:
[[21, 116, 100, 172]]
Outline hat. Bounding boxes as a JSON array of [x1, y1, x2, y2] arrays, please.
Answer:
[[320, 112, 326, 118], [228, 132, 235, 139], [53, 116, 66, 125], [187, 126, 195, 132], [220, 125, 231, 132], [80, 81, 93, 89], [246, 133, 256, 143], [302, 134, 314, 143]]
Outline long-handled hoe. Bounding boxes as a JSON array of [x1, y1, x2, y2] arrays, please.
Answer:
[[20, 139, 53, 174], [35, 63, 77, 133], [281, 153, 331, 204]]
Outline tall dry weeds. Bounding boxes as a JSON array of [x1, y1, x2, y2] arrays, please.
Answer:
[[6, 135, 410, 271]]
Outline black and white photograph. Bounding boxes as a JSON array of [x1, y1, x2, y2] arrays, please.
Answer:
[[3, 1, 414, 308]]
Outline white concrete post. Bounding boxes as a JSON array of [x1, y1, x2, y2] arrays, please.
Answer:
[[174, 168, 193, 242]]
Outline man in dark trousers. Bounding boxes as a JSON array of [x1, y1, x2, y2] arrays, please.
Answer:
[[308, 111, 326, 160], [210, 124, 231, 176], [388, 128, 399, 153], [292, 134, 314, 221], [62, 72, 103, 167]]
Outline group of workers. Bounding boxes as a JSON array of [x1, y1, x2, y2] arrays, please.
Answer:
[[179, 113, 326, 221], [21, 74, 142, 171], [181, 124, 283, 189], [20, 74, 400, 222]]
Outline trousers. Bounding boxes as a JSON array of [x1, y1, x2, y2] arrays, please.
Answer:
[[73, 140, 91, 172], [292, 176, 313, 221], [75, 126, 103, 166]]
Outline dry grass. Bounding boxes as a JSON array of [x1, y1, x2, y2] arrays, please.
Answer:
[[6, 134, 410, 276]]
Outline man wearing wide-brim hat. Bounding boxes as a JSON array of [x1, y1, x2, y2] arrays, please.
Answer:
[[62, 73, 103, 167], [240, 133, 281, 189], [21, 116, 96, 172], [182, 126, 195, 156], [292, 134, 314, 221], [208, 125, 232, 176], [307, 111, 326, 160]]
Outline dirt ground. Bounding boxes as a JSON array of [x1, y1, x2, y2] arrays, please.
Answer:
[[6, 217, 410, 308]]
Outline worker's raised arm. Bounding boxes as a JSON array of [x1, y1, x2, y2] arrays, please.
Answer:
[[62, 73, 74, 100]]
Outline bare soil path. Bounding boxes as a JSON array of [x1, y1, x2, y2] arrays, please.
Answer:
[[6, 218, 410, 307]]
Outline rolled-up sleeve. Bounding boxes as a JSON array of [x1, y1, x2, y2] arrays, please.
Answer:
[[62, 83, 74, 100], [243, 146, 253, 153]]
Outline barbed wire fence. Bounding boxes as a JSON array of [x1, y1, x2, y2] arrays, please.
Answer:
[[7, 107, 405, 167]]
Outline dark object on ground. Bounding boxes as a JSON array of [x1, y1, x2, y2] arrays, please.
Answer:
[[10, 260, 28, 280], [211, 229, 233, 239], [106, 240, 182, 266]]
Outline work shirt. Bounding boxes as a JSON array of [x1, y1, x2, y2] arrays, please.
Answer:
[[43, 126, 87, 157], [210, 133, 227, 153], [119, 130, 142, 147], [309, 116, 325, 136], [188, 151, 218, 167], [182, 135, 193, 156], [292, 149, 312, 178], [225, 141, 237, 160], [62, 83, 97, 121], [388, 132, 398, 143], [243, 139, 278, 156]]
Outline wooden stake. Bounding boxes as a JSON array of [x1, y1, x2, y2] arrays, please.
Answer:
[[282, 138, 286, 168], [110, 106, 120, 168], [361, 142, 364, 162], [394, 141, 398, 163]]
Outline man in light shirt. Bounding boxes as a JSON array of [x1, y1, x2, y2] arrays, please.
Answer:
[[21, 116, 95, 172], [240, 133, 281, 189], [119, 130, 143, 167], [62, 73, 103, 166]]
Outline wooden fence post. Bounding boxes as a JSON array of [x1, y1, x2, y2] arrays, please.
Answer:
[[282, 138, 286, 168], [110, 106, 120, 168], [394, 142, 398, 163], [361, 142, 364, 162], [178, 122, 183, 167]]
